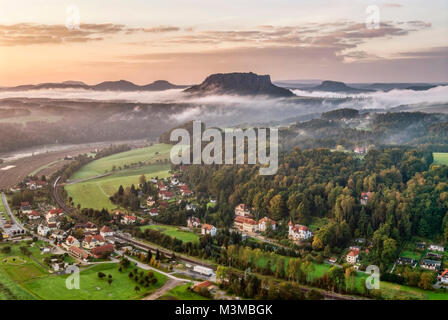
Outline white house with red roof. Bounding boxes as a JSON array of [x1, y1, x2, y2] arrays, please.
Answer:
[[82, 234, 105, 250], [180, 189, 193, 197], [360, 192, 372, 206], [65, 235, 80, 248], [346, 250, 359, 264], [100, 226, 114, 237], [288, 221, 313, 241], [46, 208, 63, 223], [258, 217, 276, 231], [149, 208, 159, 217], [27, 210, 41, 220], [234, 216, 258, 233], [201, 224, 217, 236], [146, 196, 155, 207], [122, 215, 136, 224], [159, 190, 173, 200], [234, 204, 252, 217]]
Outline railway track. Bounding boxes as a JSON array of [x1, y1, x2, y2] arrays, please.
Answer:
[[51, 176, 362, 300]]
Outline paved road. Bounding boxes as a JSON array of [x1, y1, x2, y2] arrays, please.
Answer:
[[142, 279, 182, 300], [1, 192, 25, 231]]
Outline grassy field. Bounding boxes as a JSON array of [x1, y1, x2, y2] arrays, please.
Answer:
[[141, 225, 200, 243], [70, 144, 172, 180], [159, 282, 210, 300], [433, 153, 448, 165], [65, 144, 172, 210], [0, 242, 52, 300], [380, 281, 448, 300], [24, 263, 168, 300]]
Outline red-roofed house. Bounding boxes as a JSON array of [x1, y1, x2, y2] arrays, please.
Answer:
[[27, 210, 41, 220], [100, 226, 114, 237], [149, 208, 159, 217], [201, 224, 217, 236], [82, 234, 105, 250], [346, 250, 359, 264], [70, 246, 90, 261], [122, 215, 136, 224], [234, 216, 258, 233], [258, 217, 277, 231], [65, 235, 80, 248], [288, 221, 313, 241], [91, 244, 115, 258], [159, 190, 173, 200], [234, 204, 251, 217]]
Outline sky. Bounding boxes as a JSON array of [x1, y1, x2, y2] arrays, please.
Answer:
[[0, 0, 447, 85]]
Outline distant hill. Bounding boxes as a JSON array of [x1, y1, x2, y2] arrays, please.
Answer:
[[363, 83, 443, 91], [1, 80, 187, 92], [308, 80, 373, 93], [185, 72, 295, 97]]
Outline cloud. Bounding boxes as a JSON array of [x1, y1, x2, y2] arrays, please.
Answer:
[[0, 23, 126, 46]]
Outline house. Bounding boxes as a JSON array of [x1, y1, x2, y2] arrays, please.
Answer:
[[397, 257, 417, 267], [159, 190, 173, 200], [354, 146, 367, 154], [66, 235, 80, 248], [186, 204, 198, 212], [20, 202, 32, 214], [329, 257, 338, 264], [346, 250, 359, 264], [46, 208, 63, 223], [149, 208, 159, 217], [69, 246, 90, 261], [157, 182, 167, 191], [91, 244, 115, 259], [50, 230, 66, 242], [187, 216, 201, 228], [82, 234, 105, 250], [37, 224, 51, 237], [234, 204, 252, 217], [416, 243, 426, 250], [258, 217, 276, 232], [27, 210, 41, 220], [234, 216, 258, 233], [122, 215, 136, 224], [181, 189, 193, 197], [146, 196, 155, 207], [100, 226, 114, 237], [438, 269, 448, 285], [429, 244, 445, 252], [288, 221, 313, 241], [201, 224, 217, 236], [193, 281, 214, 293], [360, 192, 372, 206], [421, 259, 442, 271]]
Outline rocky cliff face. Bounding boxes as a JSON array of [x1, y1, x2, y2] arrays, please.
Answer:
[[185, 72, 294, 97]]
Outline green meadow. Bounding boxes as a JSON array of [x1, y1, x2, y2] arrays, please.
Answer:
[[141, 224, 200, 243], [24, 263, 167, 300], [159, 282, 210, 300], [433, 152, 448, 165], [65, 144, 172, 210]]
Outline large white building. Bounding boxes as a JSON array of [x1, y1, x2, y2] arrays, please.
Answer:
[[288, 221, 313, 241]]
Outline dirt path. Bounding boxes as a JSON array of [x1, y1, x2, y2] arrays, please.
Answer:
[[143, 279, 182, 300]]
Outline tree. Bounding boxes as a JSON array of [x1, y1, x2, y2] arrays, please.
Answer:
[[134, 286, 140, 293], [98, 272, 106, 279], [418, 272, 435, 290], [108, 278, 113, 286]]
